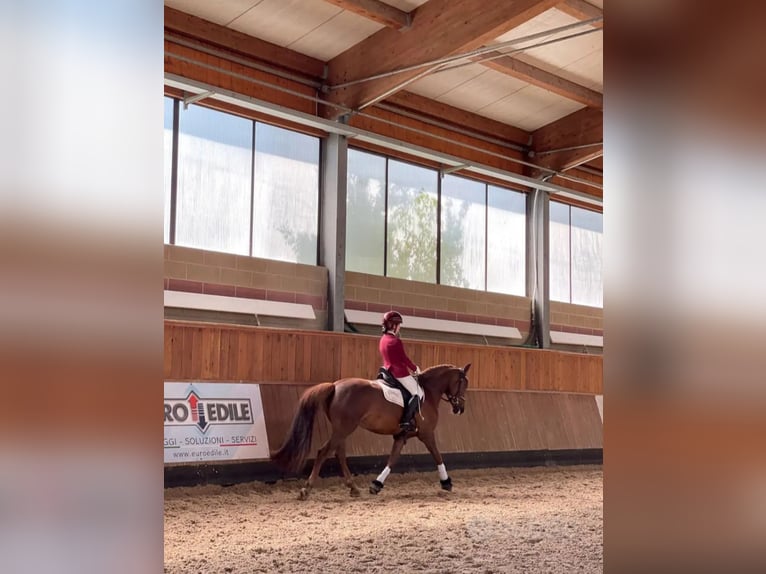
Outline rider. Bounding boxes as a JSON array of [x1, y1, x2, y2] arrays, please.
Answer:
[[379, 310, 421, 433]]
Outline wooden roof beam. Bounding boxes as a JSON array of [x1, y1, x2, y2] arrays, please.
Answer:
[[322, 0, 411, 30], [529, 106, 603, 177], [383, 91, 531, 146], [557, 0, 603, 28], [477, 52, 602, 108], [322, 0, 560, 118], [584, 156, 603, 171], [164, 6, 325, 79]]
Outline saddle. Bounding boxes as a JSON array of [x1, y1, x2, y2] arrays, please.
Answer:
[[376, 367, 413, 404], [376, 367, 421, 438]]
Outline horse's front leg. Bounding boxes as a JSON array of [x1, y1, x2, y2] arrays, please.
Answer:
[[370, 436, 406, 494], [418, 432, 452, 491]]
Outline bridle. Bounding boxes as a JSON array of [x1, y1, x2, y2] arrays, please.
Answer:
[[441, 369, 468, 410]]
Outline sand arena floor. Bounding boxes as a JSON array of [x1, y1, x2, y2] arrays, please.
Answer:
[[164, 464, 602, 573]]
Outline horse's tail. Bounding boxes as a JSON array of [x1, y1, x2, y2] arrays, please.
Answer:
[[271, 382, 335, 473]]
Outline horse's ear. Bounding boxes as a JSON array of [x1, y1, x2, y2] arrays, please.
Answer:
[[463, 363, 471, 374]]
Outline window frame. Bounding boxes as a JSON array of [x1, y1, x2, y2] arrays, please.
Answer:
[[549, 199, 603, 308], [165, 97, 321, 264], [348, 145, 528, 295]]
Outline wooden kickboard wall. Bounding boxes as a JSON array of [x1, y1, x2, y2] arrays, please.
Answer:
[[259, 383, 603, 457]]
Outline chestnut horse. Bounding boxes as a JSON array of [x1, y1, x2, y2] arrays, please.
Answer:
[[271, 363, 471, 499]]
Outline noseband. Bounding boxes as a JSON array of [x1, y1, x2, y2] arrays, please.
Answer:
[[441, 372, 468, 408]]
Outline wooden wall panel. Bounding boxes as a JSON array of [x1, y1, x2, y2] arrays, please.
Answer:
[[164, 321, 603, 394], [174, 377, 601, 469], [258, 386, 603, 457], [165, 41, 317, 116]]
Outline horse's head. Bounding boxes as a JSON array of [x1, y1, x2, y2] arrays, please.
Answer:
[[444, 363, 471, 415]]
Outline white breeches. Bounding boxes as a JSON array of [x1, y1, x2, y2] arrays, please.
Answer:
[[396, 374, 422, 399]]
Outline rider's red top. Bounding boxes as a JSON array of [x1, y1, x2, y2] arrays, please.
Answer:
[[379, 332, 417, 378]]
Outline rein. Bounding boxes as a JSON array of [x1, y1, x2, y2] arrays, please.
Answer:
[[418, 365, 468, 411], [437, 372, 467, 407]]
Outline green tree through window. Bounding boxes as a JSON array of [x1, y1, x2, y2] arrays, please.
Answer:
[[387, 185, 469, 286], [387, 189, 438, 282]]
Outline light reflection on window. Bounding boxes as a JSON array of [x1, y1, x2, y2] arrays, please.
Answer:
[[163, 97, 173, 244], [253, 123, 319, 265], [487, 185, 526, 296], [550, 200, 603, 308], [346, 149, 386, 275], [441, 175, 486, 290], [387, 159, 438, 283], [175, 104, 252, 256]]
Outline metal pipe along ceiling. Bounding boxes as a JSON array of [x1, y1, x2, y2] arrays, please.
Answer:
[[163, 68, 602, 202], [163, 64, 602, 197], [326, 17, 603, 90], [346, 26, 602, 113], [535, 142, 603, 156], [430, 28, 601, 77]]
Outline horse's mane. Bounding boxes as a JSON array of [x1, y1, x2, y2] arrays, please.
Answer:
[[419, 364, 457, 383], [422, 363, 455, 373]]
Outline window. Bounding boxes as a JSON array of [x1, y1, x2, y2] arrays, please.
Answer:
[[175, 104, 253, 255], [387, 159, 438, 283], [549, 201, 571, 303], [441, 175, 486, 290], [164, 97, 174, 244], [345, 148, 527, 293], [164, 98, 321, 264], [346, 149, 386, 275], [487, 185, 526, 296], [252, 123, 319, 264], [571, 206, 603, 307], [549, 200, 603, 307]]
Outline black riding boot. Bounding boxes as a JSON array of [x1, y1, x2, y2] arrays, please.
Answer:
[[399, 396, 420, 432]]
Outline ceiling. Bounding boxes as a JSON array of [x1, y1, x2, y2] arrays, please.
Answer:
[[165, 0, 604, 179]]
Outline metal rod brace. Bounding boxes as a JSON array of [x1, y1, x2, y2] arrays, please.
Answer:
[[183, 90, 216, 109], [440, 164, 470, 177], [536, 142, 603, 156]]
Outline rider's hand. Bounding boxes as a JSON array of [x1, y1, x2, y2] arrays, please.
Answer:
[[415, 366, 421, 375]]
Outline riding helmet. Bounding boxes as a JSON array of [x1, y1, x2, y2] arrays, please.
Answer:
[[382, 310, 403, 332]]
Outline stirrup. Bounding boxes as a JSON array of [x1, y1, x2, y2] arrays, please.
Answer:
[[399, 420, 415, 431], [394, 421, 415, 440]]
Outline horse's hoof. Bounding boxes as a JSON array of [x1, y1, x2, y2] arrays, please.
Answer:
[[440, 477, 452, 491], [349, 486, 361, 497], [298, 487, 310, 500], [369, 480, 384, 495]]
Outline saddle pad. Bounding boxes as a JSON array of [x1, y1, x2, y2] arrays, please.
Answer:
[[371, 380, 424, 408]]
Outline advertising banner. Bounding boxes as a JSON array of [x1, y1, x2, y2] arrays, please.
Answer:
[[164, 382, 270, 463]]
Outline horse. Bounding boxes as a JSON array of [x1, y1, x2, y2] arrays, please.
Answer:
[[271, 363, 471, 500]]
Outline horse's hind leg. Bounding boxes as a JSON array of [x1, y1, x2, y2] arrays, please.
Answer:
[[299, 438, 335, 501], [336, 442, 360, 497]]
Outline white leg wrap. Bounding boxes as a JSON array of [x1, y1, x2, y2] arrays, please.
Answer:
[[437, 463, 448, 481], [376, 466, 391, 484]]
